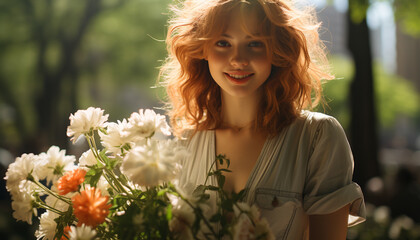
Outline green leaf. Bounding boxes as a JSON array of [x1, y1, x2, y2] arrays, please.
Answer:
[[118, 173, 129, 186], [157, 189, 168, 197], [201, 194, 210, 201], [217, 175, 225, 188], [206, 185, 219, 191], [235, 189, 246, 201], [193, 185, 206, 196], [84, 168, 103, 187], [209, 213, 221, 222], [166, 204, 172, 221], [53, 207, 75, 240]]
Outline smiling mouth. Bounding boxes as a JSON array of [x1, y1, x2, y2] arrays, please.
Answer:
[[224, 72, 254, 84], [224, 73, 254, 79]]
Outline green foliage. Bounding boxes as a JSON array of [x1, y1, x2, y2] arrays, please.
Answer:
[[0, 0, 172, 153], [84, 166, 103, 187], [78, 0, 171, 117], [349, 0, 370, 23], [374, 64, 420, 128], [347, 0, 420, 37], [316, 55, 420, 131], [393, 0, 420, 36], [317, 56, 353, 130]]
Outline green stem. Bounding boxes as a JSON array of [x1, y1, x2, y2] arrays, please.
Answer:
[[204, 160, 217, 187], [85, 133, 131, 196], [176, 192, 218, 238], [104, 168, 131, 196], [101, 171, 121, 193], [37, 201, 65, 215], [86, 134, 104, 165], [32, 180, 72, 205]]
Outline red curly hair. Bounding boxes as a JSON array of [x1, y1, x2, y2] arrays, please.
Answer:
[[160, 0, 333, 136]]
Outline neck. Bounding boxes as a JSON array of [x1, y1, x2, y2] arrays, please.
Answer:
[[219, 91, 261, 131]]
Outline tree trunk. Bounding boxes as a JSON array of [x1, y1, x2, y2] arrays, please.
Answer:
[[346, 7, 380, 195]]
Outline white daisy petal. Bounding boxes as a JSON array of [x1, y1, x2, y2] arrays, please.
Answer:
[[11, 181, 39, 224], [69, 224, 97, 240], [120, 139, 187, 187], [126, 109, 171, 139], [5, 153, 41, 196], [35, 211, 58, 240], [67, 107, 109, 143], [37, 146, 76, 185], [100, 119, 133, 156], [78, 149, 98, 168], [168, 197, 195, 240]]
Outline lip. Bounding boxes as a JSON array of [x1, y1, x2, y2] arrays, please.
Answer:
[[224, 71, 254, 84]]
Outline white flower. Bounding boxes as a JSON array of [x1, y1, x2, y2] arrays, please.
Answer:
[[45, 193, 71, 213], [78, 149, 98, 168], [37, 146, 76, 185], [233, 215, 254, 240], [234, 202, 260, 220], [67, 107, 109, 143], [172, 182, 212, 217], [120, 139, 187, 187], [81, 176, 110, 196], [126, 109, 171, 139], [35, 211, 58, 240], [96, 176, 110, 196], [69, 224, 97, 240], [126, 180, 144, 192], [5, 153, 41, 196], [232, 203, 274, 240], [11, 181, 38, 224], [389, 215, 414, 239], [168, 196, 195, 240], [100, 119, 133, 156], [373, 205, 390, 225], [253, 218, 274, 240]]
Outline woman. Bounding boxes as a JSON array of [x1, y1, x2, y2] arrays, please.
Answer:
[[160, 0, 366, 238]]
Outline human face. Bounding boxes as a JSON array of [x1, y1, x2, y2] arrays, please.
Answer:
[[206, 9, 272, 99]]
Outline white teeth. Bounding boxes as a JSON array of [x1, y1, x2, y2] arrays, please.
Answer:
[[227, 73, 252, 79]]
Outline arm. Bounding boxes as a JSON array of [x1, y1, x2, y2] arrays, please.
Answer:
[[309, 204, 350, 240]]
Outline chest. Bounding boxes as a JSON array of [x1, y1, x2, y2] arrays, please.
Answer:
[[215, 130, 267, 193]]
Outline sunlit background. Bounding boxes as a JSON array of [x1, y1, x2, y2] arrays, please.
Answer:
[[0, 0, 419, 239]]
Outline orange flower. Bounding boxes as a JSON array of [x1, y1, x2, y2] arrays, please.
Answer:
[[60, 226, 71, 240], [72, 187, 111, 227], [57, 168, 87, 195]]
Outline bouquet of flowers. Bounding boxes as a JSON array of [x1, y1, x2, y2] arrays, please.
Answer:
[[4, 107, 273, 240]]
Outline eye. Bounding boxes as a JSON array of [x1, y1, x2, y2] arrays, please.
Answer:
[[249, 41, 264, 48], [215, 40, 230, 47]]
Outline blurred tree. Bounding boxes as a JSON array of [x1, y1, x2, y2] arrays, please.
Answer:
[[346, 0, 420, 195], [320, 56, 420, 132], [0, 0, 170, 156], [347, 0, 379, 195], [0, 0, 108, 154], [0, 0, 170, 238]]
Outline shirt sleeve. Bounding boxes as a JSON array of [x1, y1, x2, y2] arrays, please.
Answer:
[[302, 116, 366, 226]]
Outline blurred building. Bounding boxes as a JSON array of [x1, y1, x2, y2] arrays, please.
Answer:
[[316, 4, 394, 70], [316, 5, 350, 57], [396, 27, 420, 92]]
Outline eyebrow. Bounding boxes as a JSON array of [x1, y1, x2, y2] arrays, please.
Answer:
[[221, 33, 253, 39]]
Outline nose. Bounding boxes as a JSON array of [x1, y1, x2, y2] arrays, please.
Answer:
[[230, 47, 249, 67]]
